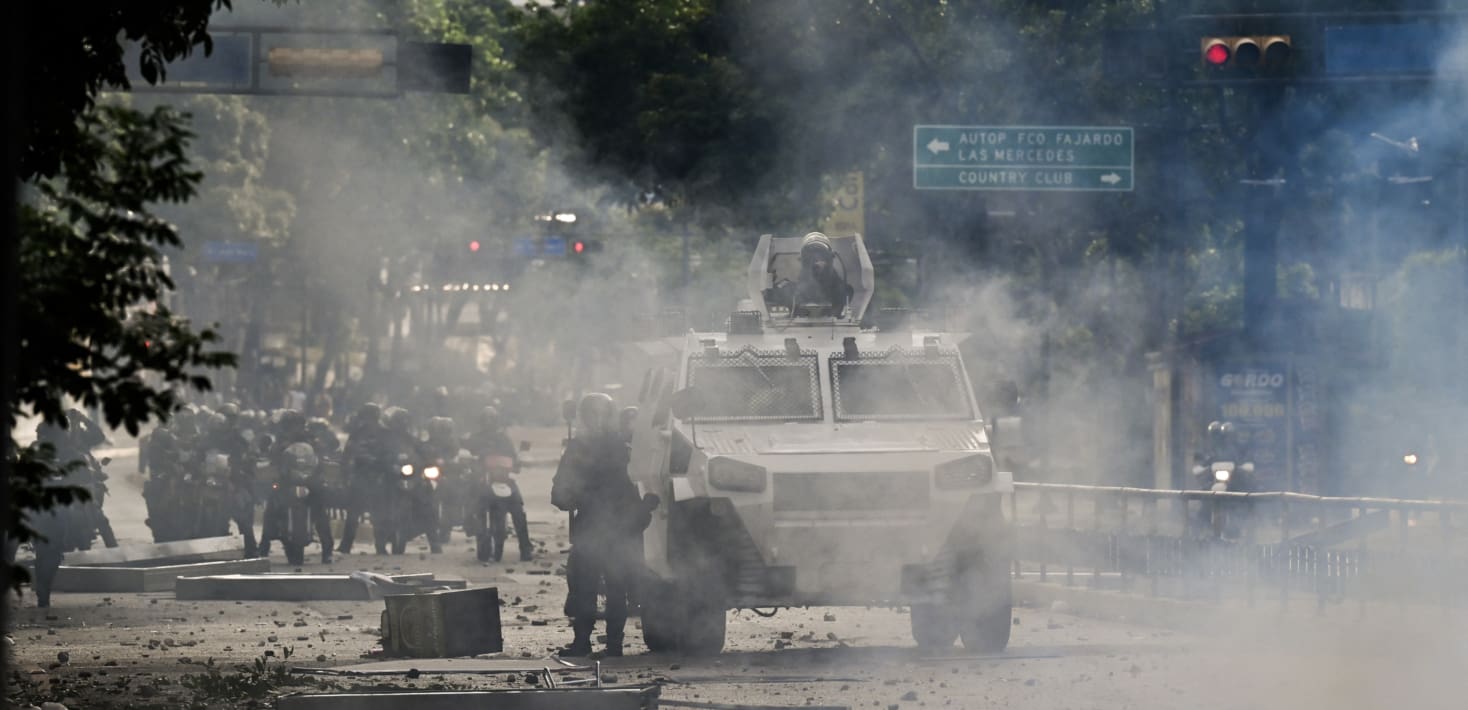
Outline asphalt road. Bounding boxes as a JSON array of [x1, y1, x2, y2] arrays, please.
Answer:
[[7, 426, 1465, 709]]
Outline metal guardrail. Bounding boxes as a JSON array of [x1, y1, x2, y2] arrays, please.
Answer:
[[1008, 482, 1468, 614]]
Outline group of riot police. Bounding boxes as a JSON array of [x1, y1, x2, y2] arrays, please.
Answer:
[[21, 389, 656, 659], [140, 404, 337, 560], [138, 399, 535, 565], [336, 402, 530, 561]]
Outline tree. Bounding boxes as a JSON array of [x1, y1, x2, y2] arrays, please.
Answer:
[[6, 2, 241, 590]]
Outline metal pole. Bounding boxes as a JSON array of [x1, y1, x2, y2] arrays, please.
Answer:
[[1, 2, 23, 691]]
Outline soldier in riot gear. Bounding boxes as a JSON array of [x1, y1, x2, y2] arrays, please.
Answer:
[[374, 407, 424, 555], [552, 393, 654, 657], [464, 406, 531, 562], [198, 409, 260, 557], [787, 232, 852, 316], [260, 441, 335, 564], [28, 411, 116, 605], [338, 403, 384, 555]]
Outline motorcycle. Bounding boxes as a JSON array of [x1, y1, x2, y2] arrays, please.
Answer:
[[429, 454, 467, 544], [1192, 458, 1254, 539], [387, 458, 443, 555], [471, 454, 526, 563], [264, 448, 321, 566], [183, 451, 234, 540]]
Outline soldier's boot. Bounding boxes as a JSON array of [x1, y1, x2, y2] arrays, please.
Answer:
[[321, 550, 333, 564], [558, 620, 595, 657], [512, 510, 533, 561], [603, 632, 624, 657]]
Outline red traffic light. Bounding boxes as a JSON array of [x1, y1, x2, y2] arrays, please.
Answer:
[[573, 240, 586, 254], [1201, 35, 1291, 69], [469, 240, 481, 252], [1204, 40, 1230, 66]]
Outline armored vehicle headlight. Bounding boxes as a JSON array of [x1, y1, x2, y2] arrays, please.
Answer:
[[400, 464, 414, 476], [708, 458, 767, 493], [424, 466, 441, 480], [934, 455, 994, 489]]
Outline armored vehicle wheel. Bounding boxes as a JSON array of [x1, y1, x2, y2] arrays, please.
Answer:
[[679, 597, 726, 656], [639, 582, 681, 653], [639, 579, 725, 654], [910, 603, 959, 648], [956, 553, 1012, 653]]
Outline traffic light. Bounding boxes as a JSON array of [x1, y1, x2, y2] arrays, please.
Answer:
[[1201, 35, 1292, 71], [569, 239, 603, 259]]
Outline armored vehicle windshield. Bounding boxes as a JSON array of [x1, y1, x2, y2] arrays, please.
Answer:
[[686, 348, 823, 422], [830, 350, 972, 421]]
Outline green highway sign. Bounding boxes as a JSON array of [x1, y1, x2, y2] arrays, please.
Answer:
[[913, 125, 1134, 192]]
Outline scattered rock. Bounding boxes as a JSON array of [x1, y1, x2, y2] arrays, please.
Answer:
[[56, 651, 69, 665], [316, 655, 328, 663], [901, 691, 918, 701], [267, 635, 279, 643], [823, 613, 837, 622], [292, 619, 308, 628]]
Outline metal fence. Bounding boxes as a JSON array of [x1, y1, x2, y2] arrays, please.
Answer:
[[1008, 482, 1468, 614]]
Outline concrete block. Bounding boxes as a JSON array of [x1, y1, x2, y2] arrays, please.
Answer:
[[276, 687, 659, 710], [382, 587, 501, 657], [175, 572, 468, 601], [305, 657, 574, 675], [54, 558, 270, 593], [63, 536, 243, 567]]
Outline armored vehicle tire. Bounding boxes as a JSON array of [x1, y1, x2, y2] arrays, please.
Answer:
[[910, 604, 959, 648], [640, 580, 726, 655], [679, 598, 726, 656], [639, 580, 683, 653], [956, 556, 1013, 653]]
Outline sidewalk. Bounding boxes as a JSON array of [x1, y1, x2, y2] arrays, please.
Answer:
[[1013, 577, 1465, 640]]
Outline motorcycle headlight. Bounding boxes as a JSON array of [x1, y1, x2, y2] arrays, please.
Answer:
[[707, 458, 767, 492], [934, 455, 994, 489], [400, 464, 414, 476], [424, 466, 441, 480], [1214, 469, 1231, 483]]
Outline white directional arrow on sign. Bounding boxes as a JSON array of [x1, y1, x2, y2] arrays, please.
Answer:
[[1100, 172, 1122, 185], [926, 138, 950, 155]]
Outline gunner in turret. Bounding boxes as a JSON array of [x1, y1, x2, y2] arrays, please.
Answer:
[[789, 232, 852, 316]]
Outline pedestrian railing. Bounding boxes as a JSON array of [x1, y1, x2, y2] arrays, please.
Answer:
[[1008, 482, 1468, 614]]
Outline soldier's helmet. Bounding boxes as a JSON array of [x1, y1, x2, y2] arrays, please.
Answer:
[[799, 231, 834, 266], [384, 407, 415, 435], [427, 416, 456, 441], [1205, 421, 1236, 450], [477, 406, 501, 432], [578, 393, 617, 435], [351, 403, 383, 432], [284, 442, 318, 475], [277, 409, 306, 434]]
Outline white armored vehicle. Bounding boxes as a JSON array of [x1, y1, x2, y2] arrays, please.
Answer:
[[625, 233, 1014, 654]]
